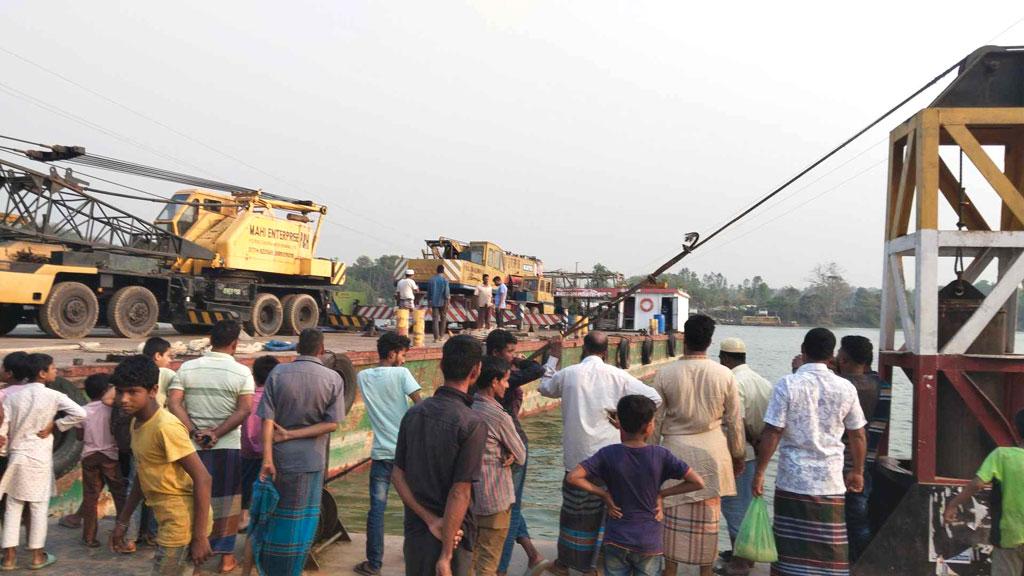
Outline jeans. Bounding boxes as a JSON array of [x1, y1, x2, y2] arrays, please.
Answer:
[[367, 460, 394, 570], [432, 306, 447, 340], [603, 545, 663, 576], [497, 452, 530, 572], [845, 470, 874, 562], [720, 458, 756, 541]]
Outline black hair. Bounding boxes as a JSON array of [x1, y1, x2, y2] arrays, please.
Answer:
[[583, 332, 609, 356], [803, 327, 837, 362], [493, 276, 502, 283], [210, 320, 242, 349], [2, 351, 31, 381], [26, 353, 54, 381], [720, 351, 746, 364], [1016, 408, 1024, 440], [84, 373, 111, 401], [441, 335, 483, 381], [252, 355, 279, 386], [482, 274, 489, 279], [142, 337, 171, 358], [475, 356, 511, 390], [436, 265, 445, 274], [377, 332, 411, 360], [110, 355, 160, 391], [485, 329, 517, 356], [683, 314, 715, 352], [297, 328, 324, 356], [840, 335, 873, 367], [617, 394, 657, 434]]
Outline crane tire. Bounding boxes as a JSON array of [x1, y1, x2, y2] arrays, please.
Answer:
[[0, 304, 22, 336], [617, 338, 631, 369], [325, 351, 358, 415], [282, 294, 320, 335], [247, 293, 284, 337], [52, 428, 83, 480], [641, 338, 654, 365], [38, 281, 99, 340], [107, 286, 160, 339]]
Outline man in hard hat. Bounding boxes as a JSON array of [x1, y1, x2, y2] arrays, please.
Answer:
[[717, 337, 772, 575]]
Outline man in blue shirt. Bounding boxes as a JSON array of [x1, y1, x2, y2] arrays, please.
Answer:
[[427, 266, 450, 342], [354, 332, 423, 576], [493, 276, 508, 329]]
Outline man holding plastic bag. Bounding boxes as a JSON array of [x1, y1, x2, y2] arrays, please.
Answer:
[[752, 328, 867, 576]]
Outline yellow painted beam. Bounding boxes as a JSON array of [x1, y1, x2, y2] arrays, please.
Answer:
[[946, 124, 1024, 228], [916, 110, 940, 230]]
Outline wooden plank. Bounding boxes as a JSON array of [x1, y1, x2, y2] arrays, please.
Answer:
[[937, 157, 991, 231], [885, 139, 906, 241], [889, 254, 917, 352], [946, 124, 1024, 226], [916, 110, 940, 231], [938, 108, 1024, 126], [941, 250, 1024, 354], [916, 230, 939, 354], [893, 135, 916, 238]]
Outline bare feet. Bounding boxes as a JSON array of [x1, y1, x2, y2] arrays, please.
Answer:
[[219, 553, 238, 573]]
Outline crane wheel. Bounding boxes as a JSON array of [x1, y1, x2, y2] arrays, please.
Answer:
[[0, 304, 22, 336], [107, 286, 160, 339], [281, 294, 320, 335], [247, 293, 284, 337], [38, 282, 99, 340]]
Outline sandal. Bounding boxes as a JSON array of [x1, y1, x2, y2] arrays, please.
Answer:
[[28, 552, 56, 570], [354, 561, 380, 576], [0, 564, 16, 572], [81, 539, 101, 548]]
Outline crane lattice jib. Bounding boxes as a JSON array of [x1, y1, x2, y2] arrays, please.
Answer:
[[0, 158, 214, 260]]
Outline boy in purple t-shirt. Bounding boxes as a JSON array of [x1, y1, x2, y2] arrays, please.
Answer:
[[568, 395, 705, 576]]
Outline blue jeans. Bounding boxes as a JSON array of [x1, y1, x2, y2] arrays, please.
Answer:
[[845, 469, 873, 562], [498, 452, 530, 572], [367, 460, 394, 570], [720, 459, 756, 541], [603, 545, 662, 576]]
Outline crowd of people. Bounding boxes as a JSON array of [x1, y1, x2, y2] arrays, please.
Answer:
[[0, 312, 1020, 576]]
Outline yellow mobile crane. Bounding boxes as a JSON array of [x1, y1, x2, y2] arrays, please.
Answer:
[[0, 147, 346, 339]]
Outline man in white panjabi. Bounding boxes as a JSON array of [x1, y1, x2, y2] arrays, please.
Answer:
[[0, 353, 86, 570]]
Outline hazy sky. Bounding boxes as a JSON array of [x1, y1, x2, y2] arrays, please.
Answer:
[[2, 1, 1022, 288]]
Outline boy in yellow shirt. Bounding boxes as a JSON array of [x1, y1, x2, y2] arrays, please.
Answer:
[[110, 355, 213, 575]]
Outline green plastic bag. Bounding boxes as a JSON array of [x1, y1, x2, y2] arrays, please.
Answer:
[[733, 496, 778, 563]]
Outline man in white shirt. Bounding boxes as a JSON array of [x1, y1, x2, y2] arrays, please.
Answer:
[[717, 337, 772, 571], [474, 274, 493, 330], [538, 332, 661, 575], [395, 269, 418, 310], [753, 328, 867, 576]]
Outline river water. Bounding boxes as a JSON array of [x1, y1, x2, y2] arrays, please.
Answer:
[[328, 325, 1024, 542]]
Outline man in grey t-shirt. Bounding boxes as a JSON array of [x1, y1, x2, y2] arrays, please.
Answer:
[[257, 328, 344, 575]]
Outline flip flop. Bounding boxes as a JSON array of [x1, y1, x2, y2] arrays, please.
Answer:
[[28, 552, 56, 570], [0, 564, 16, 572]]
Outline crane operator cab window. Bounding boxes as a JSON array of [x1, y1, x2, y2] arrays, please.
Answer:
[[486, 249, 503, 270], [464, 246, 485, 265], [155, 193, 198, 235]]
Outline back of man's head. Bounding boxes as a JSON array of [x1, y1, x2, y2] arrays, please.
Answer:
[[297, 328, 325, 356], [840, 335, 873, 367], [210, 320, 242, 349], [441, 335, 483, 381], [142, 337, 171, 358], [436, 265, 445, 274], [582, 332, 609, 357], [803, 327, 837, 362], [683, 314, 715, 352], [485, 329, 517, 356], [111, 355, 160, 391], [377, 332, 411, 360], [252, 355, 280, 386], [617, 395, 656, 434]]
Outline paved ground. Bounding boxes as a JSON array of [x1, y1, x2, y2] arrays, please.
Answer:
[[25, 517, 768, 575]]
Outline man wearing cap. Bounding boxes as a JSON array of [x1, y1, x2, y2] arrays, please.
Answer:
[[718, 337, 772, 574], [396, 270, 418, 311]]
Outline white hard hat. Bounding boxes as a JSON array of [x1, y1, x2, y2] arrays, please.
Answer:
[[405, 269, 415, 275]]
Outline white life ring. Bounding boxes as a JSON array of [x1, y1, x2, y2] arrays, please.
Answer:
[[639, 298, 655, 313]]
